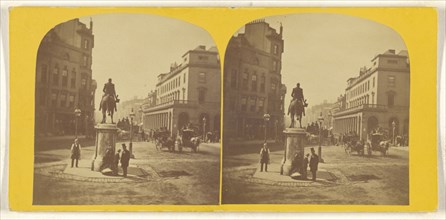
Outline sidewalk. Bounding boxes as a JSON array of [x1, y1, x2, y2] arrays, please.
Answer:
[[199, 142, 221, 148], [36, 135, 87, 141], [250, 163, 338, 186]]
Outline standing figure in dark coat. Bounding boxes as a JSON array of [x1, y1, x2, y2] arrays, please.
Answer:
[[120, 144, 131, 177], [259, 143, 270, 172], [309, 148, 319, 181], [302, 153, 310, 180], [70, 139, 81, 168], [113, 149, 121, 176]]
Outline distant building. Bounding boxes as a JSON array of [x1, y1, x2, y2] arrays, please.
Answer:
[[223, 20, 286, 141], [141, 45, 221, 136], [115, 97, 146, 125], [333, 49, 410, 141], [303, 100, 335, 128], [35, 19, 96, 136]]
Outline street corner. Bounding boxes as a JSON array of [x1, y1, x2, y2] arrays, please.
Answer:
[[247, 163, 338, 187]]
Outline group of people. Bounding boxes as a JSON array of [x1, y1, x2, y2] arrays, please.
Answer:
[[205, 130, 220, 143], [258, 143, 320, 181], [69, 139, 132, 177], [104, 143, 131, 177], [117, 117, 133, 131]]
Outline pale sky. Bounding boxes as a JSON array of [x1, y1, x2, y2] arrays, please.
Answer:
[[251, 14, 408, 107], [79, 14, 215, 104]]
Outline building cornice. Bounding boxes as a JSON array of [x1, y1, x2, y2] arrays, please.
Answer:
[[346, 67, 409, 90], [156, 63, 220, 86]]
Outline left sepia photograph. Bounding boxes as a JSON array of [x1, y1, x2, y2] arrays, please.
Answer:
[[33, 14, 221, 205]]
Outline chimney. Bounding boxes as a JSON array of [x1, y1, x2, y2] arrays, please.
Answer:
[[280, 22, 283, 36], [89, 17, 93, 32]]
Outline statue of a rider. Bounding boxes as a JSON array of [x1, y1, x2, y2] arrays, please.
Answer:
[[291, 83, 306, 116], [99, 78, 119, 112], [288, 83, 308, 128]]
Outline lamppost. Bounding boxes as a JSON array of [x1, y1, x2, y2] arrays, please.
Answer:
[[263, 113, 271, 143], [275, 119, 279, 143], [318, 112, 324, 163], [392, 120, 396, 146], [74, 108, 81, 138], [328, 111, 332, 128], [327, 111, 332, 145], [202, 117, 207, 142], [129, 108, 136, 158]]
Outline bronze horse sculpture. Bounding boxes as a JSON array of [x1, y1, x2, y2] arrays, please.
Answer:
[[288, 99, 307, 128], [100, 94, 119, 124]]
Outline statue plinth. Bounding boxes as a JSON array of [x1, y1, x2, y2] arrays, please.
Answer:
[[91, 123, 118, 172], [281, 127, 306, 176]]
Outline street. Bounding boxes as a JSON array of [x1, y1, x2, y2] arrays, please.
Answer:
[[222, 141, 409, 205], [33, 139, 220, 205]]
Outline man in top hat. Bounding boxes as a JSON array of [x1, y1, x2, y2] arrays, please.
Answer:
[[120, 144, 131, 177], [309, 148, 319, 181]]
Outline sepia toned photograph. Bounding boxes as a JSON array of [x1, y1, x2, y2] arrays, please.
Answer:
[[33, 14, 221, 205], [222, 14, 410, 205]]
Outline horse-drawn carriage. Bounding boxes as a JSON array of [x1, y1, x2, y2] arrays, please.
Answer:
[[343, 134, 364, 155], [154, 130, 175, 152], [175, 128, 201, 152], [365, 133, 390, 156]]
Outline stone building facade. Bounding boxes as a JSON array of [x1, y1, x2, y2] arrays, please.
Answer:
[[35, 19, 96, 136], [333, 49, 410, 141], [223, 20, 286, 141], [141, 46, 221, 136]]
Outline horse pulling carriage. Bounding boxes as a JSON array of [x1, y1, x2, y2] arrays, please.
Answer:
[[343, 134, 364, 156], [365, 133, 390, 156], [154, 131, 175, 152], [175, 129, 201, 153]]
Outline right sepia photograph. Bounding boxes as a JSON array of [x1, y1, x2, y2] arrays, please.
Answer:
[[222, 14, 410, 205]]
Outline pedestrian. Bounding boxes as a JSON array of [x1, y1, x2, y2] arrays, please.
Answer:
[[70, 138, 81, 168], [309, 148, 319, 181], [113, 149, 121, 176], [120, 143, 131, 177], [302, 153, 310, 180], [259, 143, 270, 172]]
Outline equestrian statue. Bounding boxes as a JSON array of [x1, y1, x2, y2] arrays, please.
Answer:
[[99, 78, 120, 124], [288, 83, 308, 128]]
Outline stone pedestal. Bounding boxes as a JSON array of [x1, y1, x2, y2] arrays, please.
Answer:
[[91, 123, 118, 172], [281, 127, 306, 176]]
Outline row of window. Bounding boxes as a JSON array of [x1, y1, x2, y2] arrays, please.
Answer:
[[159, 72, 191, 95], [39, 89, 79, 108], [158, 89, 186, 104], [348, 77, 375, 99], [40, 64, 89, 89], [230, 69, 281, 93], [348, 93, 374, 108], [347, 91, 396, 108], [240, 96, 265, 112]]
